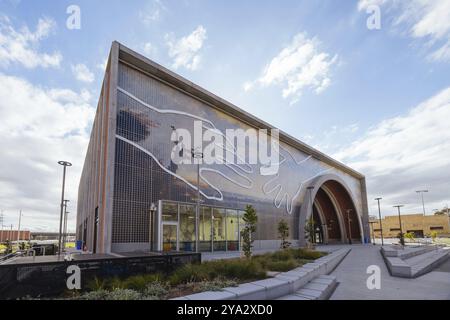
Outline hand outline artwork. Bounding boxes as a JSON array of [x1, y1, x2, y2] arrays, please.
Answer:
[[116, 86, 253, 201], [261, 142, 331, 214]]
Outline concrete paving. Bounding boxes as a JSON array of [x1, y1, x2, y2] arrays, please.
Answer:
[[323, 244, 450, 300]]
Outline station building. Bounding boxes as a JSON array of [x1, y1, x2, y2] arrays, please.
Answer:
[[76, 42, 370, 254]]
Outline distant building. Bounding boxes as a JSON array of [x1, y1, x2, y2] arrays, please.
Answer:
[[0, 230, 31, 242], [370, 214, 450, 238], [30, 232, 76, 241]]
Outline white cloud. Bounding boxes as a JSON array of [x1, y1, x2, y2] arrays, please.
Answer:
[[245, 33, 338, 104], [0, 73, 94, 232], [142, 42, 157, 57], [0, 15, 62, 69], [139, 0, 167, 24], [334, 87, 450, 215], [71, 63, 95, 83], [358, 0, 450, 62], [165, 25, 207, 70]]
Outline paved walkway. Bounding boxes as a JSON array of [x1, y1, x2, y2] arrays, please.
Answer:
[[321, 244, 450, 300]]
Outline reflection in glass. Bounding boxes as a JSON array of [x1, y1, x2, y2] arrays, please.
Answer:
[[226, 209, 239, 251], [199, 206, 212, 252], [179, 205, 196, 251], [162, 202, 178, 221], [213, 208, 226, 251], [162, 224, 177, 251]]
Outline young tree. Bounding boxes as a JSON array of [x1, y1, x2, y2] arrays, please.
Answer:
[[404, 232, 415, 243], [304, 217, 315, 248], [278, 219, 291, 249], [430, 231, 438, 242], [240, 205, 258, 258]]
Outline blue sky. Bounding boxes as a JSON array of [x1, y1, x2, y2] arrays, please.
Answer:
[[1, 0, 450, 231]]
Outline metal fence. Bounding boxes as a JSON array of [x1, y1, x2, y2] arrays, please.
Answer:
[[0, 252, 200, 299]]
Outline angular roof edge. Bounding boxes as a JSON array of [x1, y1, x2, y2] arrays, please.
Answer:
[[114, 41, 365, 180]]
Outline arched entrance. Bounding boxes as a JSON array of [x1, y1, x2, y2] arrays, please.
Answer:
[[299, 174, 363, 245]]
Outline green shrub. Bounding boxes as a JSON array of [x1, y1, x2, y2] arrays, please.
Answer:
[[87, 277, 105, 291], [196, 278, 238, 292], [168, 259, 266, 285], [168, 263, 209, 285], [264, 259, 297, 272], [106, 288, 142, 300], [291, 248, 326, 260], [122, 273, 164, 291], [78, 289, 110, 300], [143, 281, 169, 299]]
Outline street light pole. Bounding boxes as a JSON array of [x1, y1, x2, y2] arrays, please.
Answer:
[[393, 205, 405, 246], [149, 202, 157, 251], [191, 148, 203, 253], [416, 190, 428, 216], [17, 210, 22, 243], [57, 161, 72, 256], [375, 197, 384, 246], [346, 209, 353, 245], [307, 186, 315, 245], [62, 200, 69, 251], [369, 221, 376, 245]]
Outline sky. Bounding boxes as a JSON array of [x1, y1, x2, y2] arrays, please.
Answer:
[[0, 0, 449, 232]]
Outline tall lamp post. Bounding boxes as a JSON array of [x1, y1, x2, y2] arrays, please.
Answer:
[[375, 197, 384, 246], [307, 186, 315, 245], [346, 209, 353, 245], [149, 202, 157, 251], [57, 161, 72, 256], [416, 190, 428, 216], [191, 148, 203, 253], [62, 200, 69, 251], [369, 221, 376, 245], [393, 205, 405, 246]]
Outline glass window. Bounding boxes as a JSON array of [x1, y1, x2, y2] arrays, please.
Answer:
[[162, 202, 178, 222], [213, 208, 226, 251], [179, 205, 196, 252], [162, 224, 177, 251], [226, 209, 239, 251], [199, 206, 212, 252]]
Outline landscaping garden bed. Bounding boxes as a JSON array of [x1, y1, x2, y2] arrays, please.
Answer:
[[61, 248, 327, 300]]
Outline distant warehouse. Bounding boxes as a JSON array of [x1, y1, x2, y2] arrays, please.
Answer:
[[76, 42, 370, 254]]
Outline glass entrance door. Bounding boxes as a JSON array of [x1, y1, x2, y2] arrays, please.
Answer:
[[162, 224, 177, 252]]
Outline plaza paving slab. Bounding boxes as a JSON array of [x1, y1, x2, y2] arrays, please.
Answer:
[[320, 244, 450, 300]]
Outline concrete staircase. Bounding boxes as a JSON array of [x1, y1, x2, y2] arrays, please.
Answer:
[[382, 245, 450, 278], [277, 275, 337, 300]]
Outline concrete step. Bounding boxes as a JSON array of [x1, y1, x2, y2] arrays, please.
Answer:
[[277, 275, 337, 300], [385, 247, 450, 278], [404, 247, 443, 264], [410, 249, 450, 278]]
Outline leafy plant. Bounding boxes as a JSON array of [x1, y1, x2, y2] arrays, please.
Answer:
[[106, 288, 142, 300], [278, 219, 291, 249], [240, 205, 258, 258], [196, 278, 238, 292], [430, 231, 438, 241], [404, 232, 415, 242], [304, 217, 315, 247], [143, 281, 169, 299]]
